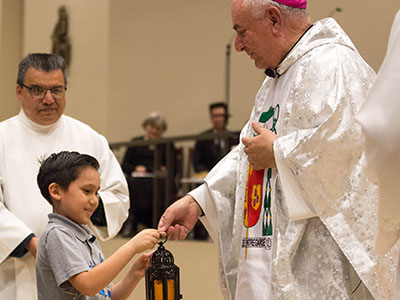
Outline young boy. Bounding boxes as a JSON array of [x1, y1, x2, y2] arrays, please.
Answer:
[[36, 151, 160, 300]]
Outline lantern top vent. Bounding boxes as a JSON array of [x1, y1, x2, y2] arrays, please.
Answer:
[[150, 242, 175, 266]]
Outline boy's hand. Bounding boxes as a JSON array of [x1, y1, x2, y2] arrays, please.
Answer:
[[130, 252, 152, 278], [110, 249, 154, 299], [130, 229, 160, 253]]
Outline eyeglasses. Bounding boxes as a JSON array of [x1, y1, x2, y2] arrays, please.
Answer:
[[211, 113, 227, 118], [20, 83, 67, 100]]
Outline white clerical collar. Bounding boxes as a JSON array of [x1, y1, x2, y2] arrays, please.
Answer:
[[19, 109, 63, 133]]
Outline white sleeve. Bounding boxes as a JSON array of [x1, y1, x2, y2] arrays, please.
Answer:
[[90, 134, 129, 241], [0, 177, 33, 263], [188, 146, 241, 243], [189, 184, 219, 243], [274, 141, 316, 220]]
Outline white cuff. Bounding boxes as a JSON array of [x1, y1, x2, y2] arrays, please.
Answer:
[[274, 141, 316, 220], [188, 184, 218, 242]]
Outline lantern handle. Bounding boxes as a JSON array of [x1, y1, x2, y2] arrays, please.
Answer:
[[159, 235, 168, 245]]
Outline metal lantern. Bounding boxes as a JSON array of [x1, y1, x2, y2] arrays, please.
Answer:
[[145, 241, 182, 300]]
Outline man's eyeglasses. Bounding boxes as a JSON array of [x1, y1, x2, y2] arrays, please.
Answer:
[[20, 84, 67, 100], [211, 113, 227, 118]]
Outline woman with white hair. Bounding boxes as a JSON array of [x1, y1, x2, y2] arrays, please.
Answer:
[[120, 112, 170, 237]]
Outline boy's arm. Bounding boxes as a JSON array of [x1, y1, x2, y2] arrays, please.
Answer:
[[110, 253, 151, 300], [69, 229, 158, 297]]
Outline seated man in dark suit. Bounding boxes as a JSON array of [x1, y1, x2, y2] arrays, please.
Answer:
[[193, 102, 239, 174], [192, 102, 239, 240]]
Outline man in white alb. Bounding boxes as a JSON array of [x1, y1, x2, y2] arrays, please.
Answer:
[[0, 53, 129, 300]]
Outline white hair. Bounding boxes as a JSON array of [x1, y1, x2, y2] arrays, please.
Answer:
[[142, 111, 167, 131], [241, 0, 309, 19]]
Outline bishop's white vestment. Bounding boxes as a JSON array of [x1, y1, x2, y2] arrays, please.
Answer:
[[0, 109, 129, 300], [191, 18, 399, 300]]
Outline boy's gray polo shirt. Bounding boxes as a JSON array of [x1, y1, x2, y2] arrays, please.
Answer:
[[36, 213, 112, 299]]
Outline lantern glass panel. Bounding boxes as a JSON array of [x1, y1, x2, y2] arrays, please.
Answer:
[[154, 280, 163, 299], [168, 279, 175, 299]]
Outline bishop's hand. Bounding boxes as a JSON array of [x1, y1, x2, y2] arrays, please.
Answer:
[[158, 195, 203, 240], [242, 121, 278, 170]]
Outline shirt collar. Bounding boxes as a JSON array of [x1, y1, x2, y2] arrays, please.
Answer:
[[48, 213, 96, 243], [19, 108, 63, 133]]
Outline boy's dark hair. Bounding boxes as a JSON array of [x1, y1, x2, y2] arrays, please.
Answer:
[[37, 151, 100, 205]]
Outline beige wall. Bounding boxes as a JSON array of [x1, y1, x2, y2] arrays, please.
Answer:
[[0, 0, 23, 121], [23, 0, 110, 134], [1, 1, 399, 142], [308, 0, 400, 71], [107, 0, 262, 142]]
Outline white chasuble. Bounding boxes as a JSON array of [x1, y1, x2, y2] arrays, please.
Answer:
[[192, 18, 399, 300]]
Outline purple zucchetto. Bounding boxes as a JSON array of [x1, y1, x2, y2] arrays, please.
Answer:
[[273, 0, 307, 9]]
